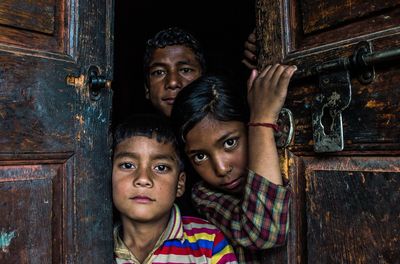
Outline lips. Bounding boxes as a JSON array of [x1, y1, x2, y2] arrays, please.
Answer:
[[222, 177, 243, 191], [130, 195, 155, 204], [162, 97, 175, 105]]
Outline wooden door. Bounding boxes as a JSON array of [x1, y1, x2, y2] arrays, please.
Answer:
[[256, 0, 400, 263], [0, 0, 114, 263]]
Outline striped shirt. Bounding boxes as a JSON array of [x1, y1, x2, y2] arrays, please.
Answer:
[[114, 204, 238, 264], [192, 170, 291, 263]]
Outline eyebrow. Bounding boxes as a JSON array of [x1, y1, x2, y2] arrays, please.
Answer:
[[113, 152, 138, 160], [149, 60, 197, 69], [113, 151, 177, 162]]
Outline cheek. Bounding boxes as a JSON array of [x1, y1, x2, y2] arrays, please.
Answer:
[[183, 73, 201, 85], [234, 146, 248, 169], [189, 161, 210, 181], [112, 177, 129, 199]]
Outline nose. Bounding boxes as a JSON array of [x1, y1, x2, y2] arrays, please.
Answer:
[[166, 71, 182, 90], [213, 155, 233, 178], [133, 168, 153, 188]]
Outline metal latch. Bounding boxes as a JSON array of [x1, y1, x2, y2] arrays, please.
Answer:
[[312, 70, 351, 152], [293, 41, 400, 152]]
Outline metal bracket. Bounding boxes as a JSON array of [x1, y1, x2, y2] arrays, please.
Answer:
[[351, 41, 375, 84], [312, 70, 352, 152], [276, 108, 295, 148]]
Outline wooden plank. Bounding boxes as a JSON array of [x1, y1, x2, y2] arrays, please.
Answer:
[[0, 0, 55, 34], [307, 169, 400, 263], [300, 0, 399, 34]]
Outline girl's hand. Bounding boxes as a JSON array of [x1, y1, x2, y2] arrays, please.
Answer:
[[242, 29, 257, 70], [247, 64, 297, 123]]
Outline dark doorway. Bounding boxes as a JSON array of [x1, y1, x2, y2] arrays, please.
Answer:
[[112, 0, 255, 125]]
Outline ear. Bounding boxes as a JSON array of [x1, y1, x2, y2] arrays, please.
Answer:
[[144, 83, 150, 100], [176, 171, 186, 198]]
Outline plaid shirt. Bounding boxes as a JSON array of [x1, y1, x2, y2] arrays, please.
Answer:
[[192, 170, 291, 263]]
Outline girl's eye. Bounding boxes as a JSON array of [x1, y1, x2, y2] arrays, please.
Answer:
[[224, 138, 238, 149], [193, 153, 208, 163], [155, 164, 170, 173], [119, 162, 135, 169]]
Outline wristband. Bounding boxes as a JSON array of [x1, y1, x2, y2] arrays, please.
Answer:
[[247, 122, 279, 132]]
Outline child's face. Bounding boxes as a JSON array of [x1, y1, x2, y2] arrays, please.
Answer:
[[112, 136, 185, 224], [184, 115, 247, 194], [146, 45, 202, 117]]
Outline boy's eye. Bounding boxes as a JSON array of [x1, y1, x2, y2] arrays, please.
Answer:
[[193, 153, 208, 163], [119, 162, 135, 169], [154, 164, 170, 173], [224, 138, 238, 149], [180, 67, 194, 74], [150, 69, 165, 76]]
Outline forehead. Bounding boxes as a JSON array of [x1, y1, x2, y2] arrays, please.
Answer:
[[149, 45, 199, 66], [185, 116, 246, 149], [115, 136, 177, 158]]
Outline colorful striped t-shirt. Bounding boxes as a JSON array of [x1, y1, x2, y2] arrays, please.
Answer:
[[114, 204, 238, 264]]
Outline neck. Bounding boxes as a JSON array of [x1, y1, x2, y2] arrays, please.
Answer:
[[120, 214, 170, 263]]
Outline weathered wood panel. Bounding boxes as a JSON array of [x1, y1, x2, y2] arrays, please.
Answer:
[[0, 0, 55, 34], [0, 0, 65, 53], [0, 0, 114, 262], [256, 0, 400, 263], [257, 0, 400, 152], [300, 0, 399, 34], [0, 160, 70, 264], [0, 53, 76, 152], [305, 157, 400, 264]]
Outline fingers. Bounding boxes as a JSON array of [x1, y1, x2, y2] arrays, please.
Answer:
[[243, 43, 257, 70], [269, 65, 289, 89], [247, 69, 258, 92], [243, 29, 257, 70], [248, 29, 256, 42], [242, 59, 257, 70], [244, 40, 256, 54], [276, 65, 297, 92]]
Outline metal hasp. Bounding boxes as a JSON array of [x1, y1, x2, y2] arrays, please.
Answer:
[[312, 71, 351, 152], [293, 41, 400, 152]]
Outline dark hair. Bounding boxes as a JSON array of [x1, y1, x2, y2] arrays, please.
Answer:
[[170, 75, 249, 143], [143, 27, 206, 79], [113, 113, 183, 170]]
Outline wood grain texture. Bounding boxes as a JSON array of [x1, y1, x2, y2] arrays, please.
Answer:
[[0, 0, 114, 262], [0, 160, 69, 264], [0, 0, 65, 53], [300, 0, 399, 34], [0, 0, 55, 34], [304, 157, 400, 264], [256, 0, 400, 263]]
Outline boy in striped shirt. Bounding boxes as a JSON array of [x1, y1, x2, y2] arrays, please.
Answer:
[[112, 114, 237, 264]]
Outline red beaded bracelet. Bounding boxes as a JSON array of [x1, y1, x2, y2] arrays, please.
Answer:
[[247, 122, 279, 132]]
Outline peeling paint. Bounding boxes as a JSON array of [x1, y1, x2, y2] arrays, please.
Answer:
[[365, 100, 385, 109], [75, 114, 85, 126], [66, 74, 85, 88], [0, 230, 16, 253]]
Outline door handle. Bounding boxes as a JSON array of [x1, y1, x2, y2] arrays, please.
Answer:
[[88, 66, 112, 100], [292, 41, 400, 152]]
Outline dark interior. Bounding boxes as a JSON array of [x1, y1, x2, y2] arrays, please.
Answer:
[[112, 0, 256, 126]]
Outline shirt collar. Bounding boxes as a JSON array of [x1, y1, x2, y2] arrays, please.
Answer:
[[113, 204, 184, 261]]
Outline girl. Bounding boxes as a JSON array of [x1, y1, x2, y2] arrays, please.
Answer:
[[170, 64, 297, 263]]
